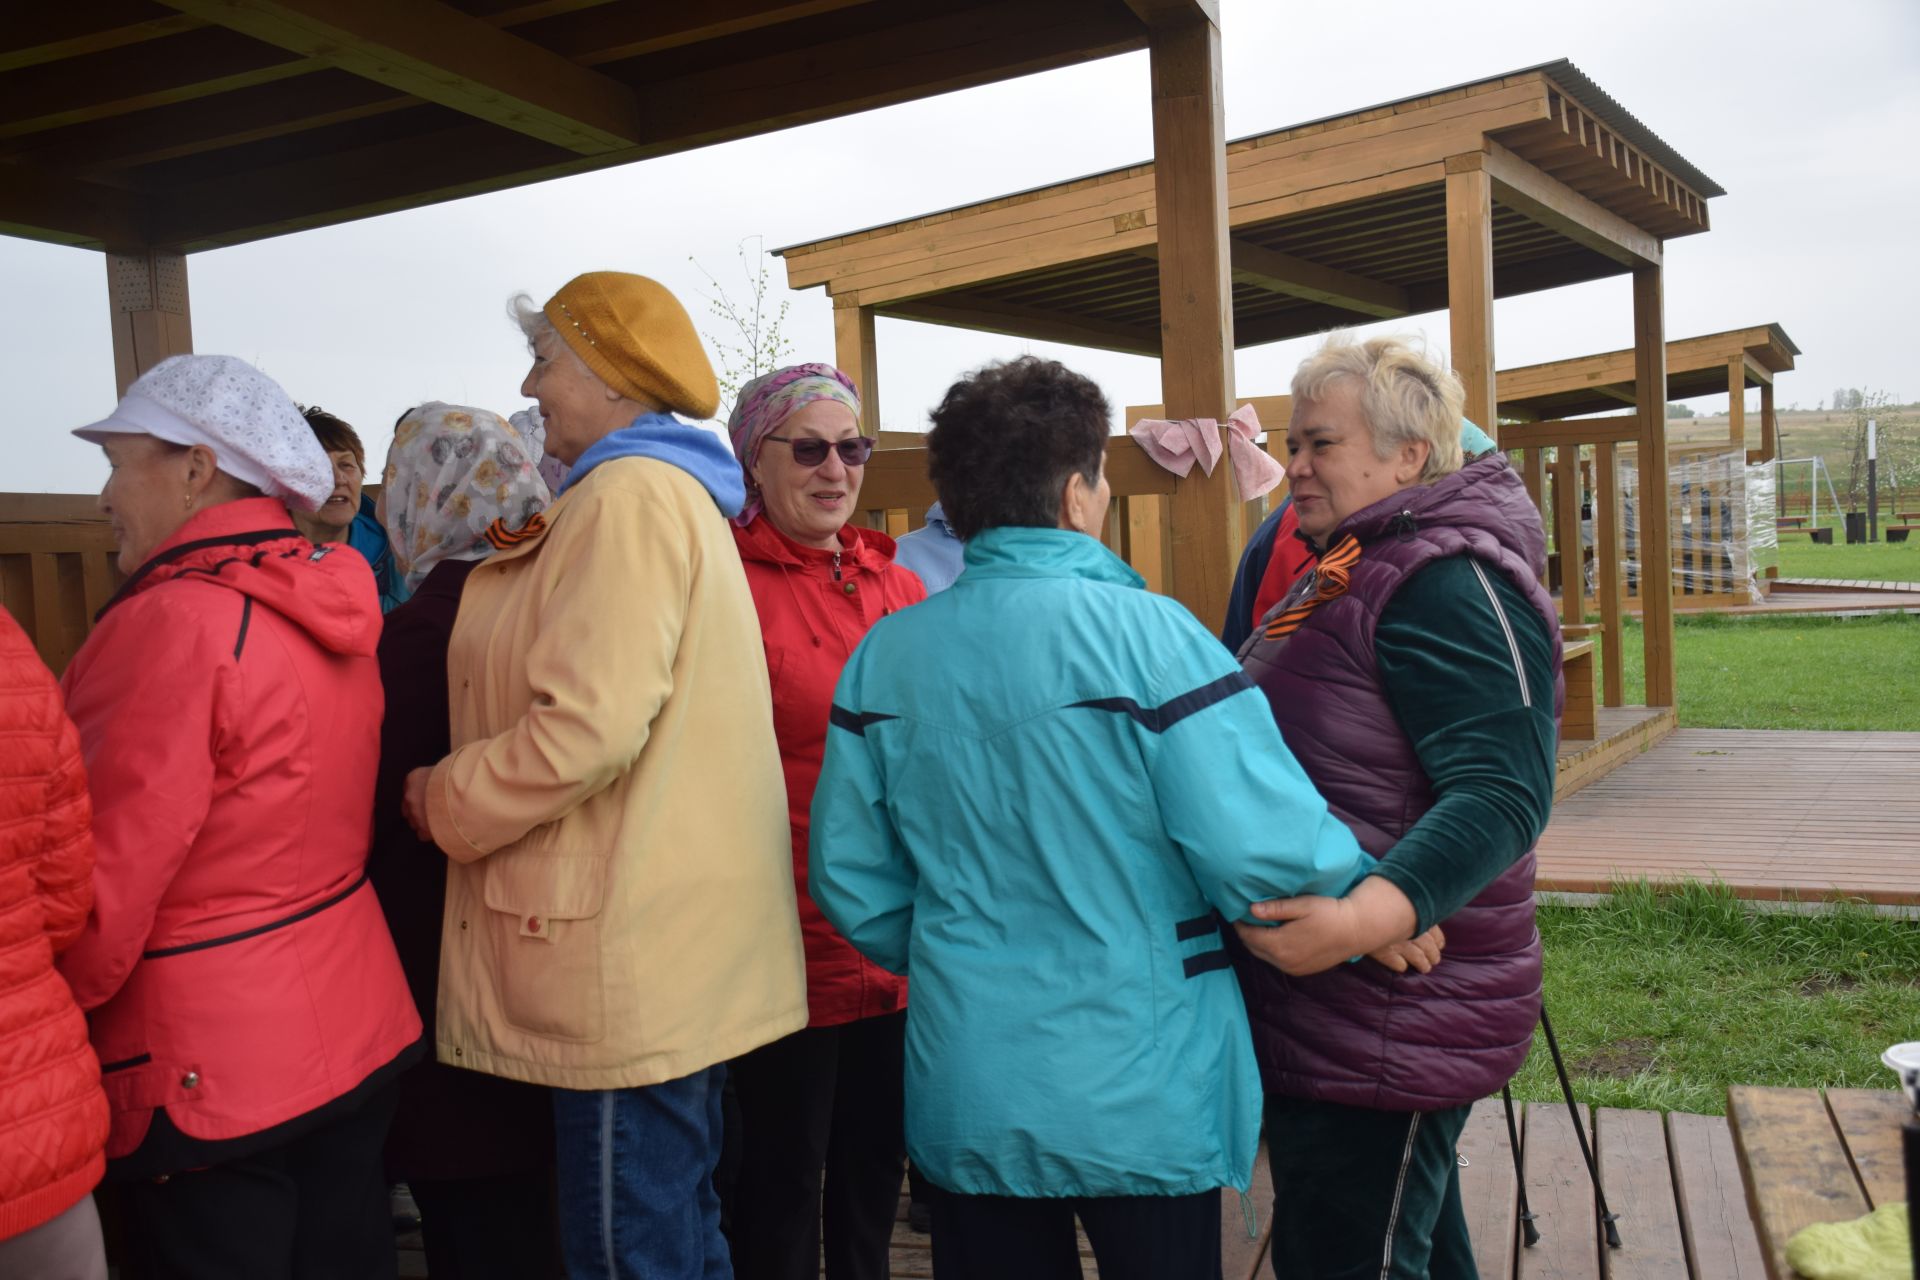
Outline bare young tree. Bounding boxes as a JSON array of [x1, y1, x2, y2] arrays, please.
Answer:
[[690, 237, 794, 423], [1839, 390, 1912, 509]]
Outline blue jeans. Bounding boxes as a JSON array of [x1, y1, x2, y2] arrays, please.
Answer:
[[552, 1066, 731, 1280]]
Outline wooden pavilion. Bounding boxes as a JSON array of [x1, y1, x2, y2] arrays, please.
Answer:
[[777, 59, 1721, 708], [0, 0, 1226, 671]]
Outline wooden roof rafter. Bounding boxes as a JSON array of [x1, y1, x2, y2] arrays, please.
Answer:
[[1496, 324, 1800, 422]]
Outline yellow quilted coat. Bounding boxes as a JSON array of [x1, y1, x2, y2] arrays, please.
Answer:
[[425, 456, 807, 1089]]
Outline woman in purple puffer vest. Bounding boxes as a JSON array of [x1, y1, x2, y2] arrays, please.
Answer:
[[1231, 335, 1563, 1279]]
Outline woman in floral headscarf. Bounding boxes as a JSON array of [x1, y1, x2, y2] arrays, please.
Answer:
[[367, 404, 560, 1279], [723, 365, 925, 1280]]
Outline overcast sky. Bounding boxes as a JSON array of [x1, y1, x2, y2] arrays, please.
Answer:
[[5, 0, 1916, 495]]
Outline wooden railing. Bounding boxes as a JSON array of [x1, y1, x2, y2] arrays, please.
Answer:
[[0, 494, 125, 676]]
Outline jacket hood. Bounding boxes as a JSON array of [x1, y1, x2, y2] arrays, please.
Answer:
[[562, 412, 745, 517], [99, 496, 381, 657], [732, 511, 899, 574]]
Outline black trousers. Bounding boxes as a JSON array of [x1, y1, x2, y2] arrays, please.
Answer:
[[124, 1083, 398, 1280], [930, 1188, 1222, 1280], [1264, 1095, 1477, 1279], [409, 1170, 564, 1280], [726, 1010, 907, 1280]]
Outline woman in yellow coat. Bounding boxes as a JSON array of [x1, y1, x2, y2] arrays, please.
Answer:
[[404, 272, 807, 1280]]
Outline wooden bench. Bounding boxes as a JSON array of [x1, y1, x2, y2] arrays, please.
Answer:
[[1561, 639, 1596, 742], [1775, 516, 1807, 528], [1777, 526, 1834, 544], [1885, 525, 1915, 543]]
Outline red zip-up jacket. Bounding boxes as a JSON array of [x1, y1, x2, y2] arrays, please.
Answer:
[[733, 516, 924, 1026], [59, 498, 421, 1161]]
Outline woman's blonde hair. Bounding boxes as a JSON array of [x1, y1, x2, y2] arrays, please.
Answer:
[[1290, 334, 1465, 483]]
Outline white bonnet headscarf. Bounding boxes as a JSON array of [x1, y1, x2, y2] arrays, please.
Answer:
[[509, 407, 572, 494], [73, 354, 333, 511], [381, 402, 551, 594]]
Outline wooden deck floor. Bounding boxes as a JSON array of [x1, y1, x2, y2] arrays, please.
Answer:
[[1536, 728, 1920, 905]]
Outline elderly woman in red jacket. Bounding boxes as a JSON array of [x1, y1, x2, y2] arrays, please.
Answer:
[[59, 354, 421, 1279], [724, 363, 926, 1280], [0, 611, 108, 1280]]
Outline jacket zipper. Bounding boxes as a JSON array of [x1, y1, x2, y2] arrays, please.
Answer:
[[831, 552, 842, 582]]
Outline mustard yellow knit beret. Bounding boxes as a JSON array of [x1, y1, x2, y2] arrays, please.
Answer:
[[544, 272, 720, 420]]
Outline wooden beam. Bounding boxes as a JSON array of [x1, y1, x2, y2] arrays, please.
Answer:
[[106, 249, 193, 397], [527, 0, 883, 66], [1480, 140, 1661, 268], [0, 162, 148, 250], [1594, 441, 1623, 706], [1727, 356, 1746, 451], [1500, 415, 1641, 451], [1552, 448, 1583, 627], [1226, 236, 1409, 318], [1121, 0, 1221, 27], [1146, 14, 1239, 629], [154, 0, 643, 154], [1758, 381, 1776, 463], [883, 296, 1161, 358], [1445, 157, 1497, 440], [0, 5, 205, 73], [152, 0, 1145, 250], [1634, 264, 1675, 708], [833, 302, 880, 434]]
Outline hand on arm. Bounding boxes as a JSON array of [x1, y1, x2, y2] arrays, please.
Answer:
[[1231, 874, 1419, 977]]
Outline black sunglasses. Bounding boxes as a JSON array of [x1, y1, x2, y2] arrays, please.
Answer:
[[763, 435, 876, 467]]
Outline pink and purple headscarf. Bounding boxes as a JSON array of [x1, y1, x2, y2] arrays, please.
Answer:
[[727, 362, 861, 526]]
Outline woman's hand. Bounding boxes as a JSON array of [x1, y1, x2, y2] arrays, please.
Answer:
[[402, 767, 435, 844], [1232, 876, 1420, 976], [1367, 924, 1446, 974]]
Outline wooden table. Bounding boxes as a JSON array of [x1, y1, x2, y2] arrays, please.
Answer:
[[1725, 1085, 1915, 1279]]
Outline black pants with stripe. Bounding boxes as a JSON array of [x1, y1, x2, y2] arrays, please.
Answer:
[[1265, 1095, 1477, 1279]]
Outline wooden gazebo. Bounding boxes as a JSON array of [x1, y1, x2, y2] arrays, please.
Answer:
[[779, 59, 1722, 707], [1, 0, 1230, 673]]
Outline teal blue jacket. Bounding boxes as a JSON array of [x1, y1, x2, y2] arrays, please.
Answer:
[[808, 527, 1372, 1198]]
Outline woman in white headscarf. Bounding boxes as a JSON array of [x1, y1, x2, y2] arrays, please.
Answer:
[[368, 403, 559, 1279], [59, 353, 422, 1279]]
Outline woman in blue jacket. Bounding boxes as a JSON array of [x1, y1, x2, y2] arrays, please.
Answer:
[[808, 356, 1388, 1280]]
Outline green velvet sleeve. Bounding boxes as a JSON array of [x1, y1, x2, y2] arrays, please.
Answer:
[[1370, 555, 1558, 933]]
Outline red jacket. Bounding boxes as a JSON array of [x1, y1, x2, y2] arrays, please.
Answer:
[[0, 610, 108, 1241], [58, 499, 421, 1160], [733, 516, 924, 1026]]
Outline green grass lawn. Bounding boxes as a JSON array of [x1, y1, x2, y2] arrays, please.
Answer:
[[1508, 882, 1920, 1115], [1772, 515, 1920, 582], [1595, 613, 1919, 730]]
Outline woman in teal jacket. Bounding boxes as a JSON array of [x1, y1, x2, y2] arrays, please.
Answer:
[[809, 357, 1377, 1280]]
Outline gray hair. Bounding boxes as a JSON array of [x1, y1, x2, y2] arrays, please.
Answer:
[[1290, 333, 1464, 483], [508, 292, 558, 350]]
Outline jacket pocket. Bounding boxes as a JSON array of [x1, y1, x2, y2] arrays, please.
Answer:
[[481, 854, 608, 1043]]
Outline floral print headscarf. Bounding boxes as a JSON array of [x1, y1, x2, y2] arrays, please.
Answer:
[[381, 402, 551, 594], [726, 363, 862, 526]]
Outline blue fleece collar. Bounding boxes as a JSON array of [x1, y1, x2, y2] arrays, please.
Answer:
[[561, 412, 746, 517]]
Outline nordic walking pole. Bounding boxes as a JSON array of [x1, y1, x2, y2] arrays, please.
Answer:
[[1539, 1004, 1621, 1247]]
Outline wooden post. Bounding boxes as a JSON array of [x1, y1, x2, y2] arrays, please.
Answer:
[[1445, 155, 1497, 441], [1521, 446, 1548, 587], [1145, 12, 1239, 628], [1634, 265, 1676, 708], [107, 249, 192, 396], [1552, 448, 1583, 627], [1759, 380, 1776, 463], [833, 300, 880, 434], [1727, 356, 1745, 450], [1595, 441, 1623, 707]]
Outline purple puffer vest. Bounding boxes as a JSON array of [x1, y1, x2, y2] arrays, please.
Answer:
[[1233, 455, 1562, 1111]]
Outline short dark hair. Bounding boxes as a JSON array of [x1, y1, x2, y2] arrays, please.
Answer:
[[926, 357, 1111, 540], [301, 406, 364, 467]]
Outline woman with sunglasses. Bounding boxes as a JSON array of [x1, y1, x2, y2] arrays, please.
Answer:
[[723, 363, 925, 1280]]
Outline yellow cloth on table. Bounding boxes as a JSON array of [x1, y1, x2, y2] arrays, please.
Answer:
[[1785, 1203, 1910, 1280]]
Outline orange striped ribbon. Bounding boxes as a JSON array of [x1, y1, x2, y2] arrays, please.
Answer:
[[1262, 534, 1362, 639], [483, 511, 547, 551]]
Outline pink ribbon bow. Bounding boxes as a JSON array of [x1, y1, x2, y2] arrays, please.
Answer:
[[1127, 403, 1285, 503]]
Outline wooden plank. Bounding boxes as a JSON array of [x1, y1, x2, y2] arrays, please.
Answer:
[[1823, 1088, 1913, 1209], [1226, 236, 1409, 318], [1145, 15, 1240, 632], [1501, 417, 1640, 451], [0, 161, 149, 252], [1481, 140, 1661, 268], [1593, 443, 1622, 708], [1726, 1085, 1871, 1280], [883, 295, 1160, 358], [1124, 495, 1169, 595], [1666, 1112, 1768, 1280], [0, 5, 206, 75], [155, 0, 646, 154], [1758, 381, 1776, 464], [1560, 640, 1596, 741], [1727, 356, 1746, 450], [1517, 1101, 1601, 1279], [1592, 1108, 1689, 1278], [1458, 1096, 1520, 1280], [1633, 266, 1675, 709], [1552, 448, 1583, 626], [1445, 158, 1497, 441]]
